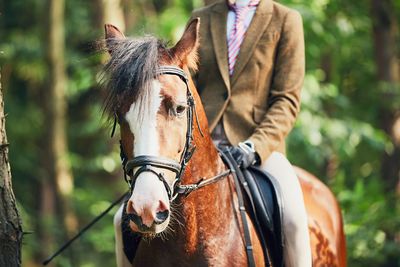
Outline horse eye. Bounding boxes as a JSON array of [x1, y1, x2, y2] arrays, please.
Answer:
[[175, 105, 186, 116], [166, 99, 186, 118]]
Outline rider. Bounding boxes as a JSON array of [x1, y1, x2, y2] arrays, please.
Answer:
[[190, 0, 312, 266]]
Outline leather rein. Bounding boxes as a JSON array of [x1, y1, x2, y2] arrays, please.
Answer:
[[116, 66, 231, 200]]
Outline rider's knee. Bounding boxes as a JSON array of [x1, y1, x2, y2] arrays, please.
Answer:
[[263, 152, 294, 177], [283, 210, 308, 237]]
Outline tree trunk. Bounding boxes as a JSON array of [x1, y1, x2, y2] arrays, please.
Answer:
[[94, 0, 126, 60], [38, 0, 77, 264], [371, 0, 400, 194], [0, 73, 23, 266], [99, 0, 125, 32], [371, 2, 400, 264]]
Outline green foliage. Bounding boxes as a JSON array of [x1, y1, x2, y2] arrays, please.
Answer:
[[1, 0, 399, 266], [283, 0, 400, 266]]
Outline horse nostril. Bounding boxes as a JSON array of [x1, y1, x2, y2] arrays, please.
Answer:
[[128, 212, 143, 227], [126, 200, 138, 215], [154, 210, 169, 224]]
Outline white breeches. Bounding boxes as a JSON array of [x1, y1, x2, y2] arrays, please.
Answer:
[[262, 151, 312, 267]]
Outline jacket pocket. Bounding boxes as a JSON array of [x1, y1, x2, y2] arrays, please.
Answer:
[[253, 106, 266, 124], [257, 32, 280, 46]]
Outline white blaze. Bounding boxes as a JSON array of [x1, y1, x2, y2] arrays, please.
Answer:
[[125, 80, 162, 157], [124, 80, 169, 221]]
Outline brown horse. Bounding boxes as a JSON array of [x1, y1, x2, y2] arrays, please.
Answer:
[[103, 19, 346, 267]]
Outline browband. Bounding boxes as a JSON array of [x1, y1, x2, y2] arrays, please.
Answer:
[[156, 66, 188, 82]]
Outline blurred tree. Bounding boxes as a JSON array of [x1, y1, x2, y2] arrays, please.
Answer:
[[94, 0, 126, 46], [39, 0, 77, 264], [371, 0, 400, 195], [370, 0, 400, 264], [0, 73, 23, 266], [98, 0, 125, 32]]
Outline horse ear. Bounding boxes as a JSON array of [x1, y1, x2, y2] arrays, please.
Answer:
[[171, 18, 200, 70], [104, 24, 125, 54]]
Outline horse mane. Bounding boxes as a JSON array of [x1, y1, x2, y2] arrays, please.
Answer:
[[101, 36, 170, 120]]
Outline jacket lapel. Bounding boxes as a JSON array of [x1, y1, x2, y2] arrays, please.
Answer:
[[230, 0, 273, 86], [210, 3, 230, 92]]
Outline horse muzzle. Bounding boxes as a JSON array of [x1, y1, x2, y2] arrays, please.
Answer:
[[127, 209, 170, 232], [125, 172, 171, 233]]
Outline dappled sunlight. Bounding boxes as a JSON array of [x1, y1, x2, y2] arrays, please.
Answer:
[[1, 0, 399, 266]]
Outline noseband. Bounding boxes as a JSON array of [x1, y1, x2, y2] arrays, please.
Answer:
[[118, 66, 209, 201]]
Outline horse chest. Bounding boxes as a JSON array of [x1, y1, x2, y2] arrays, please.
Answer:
[[132, 224, 246, 267]]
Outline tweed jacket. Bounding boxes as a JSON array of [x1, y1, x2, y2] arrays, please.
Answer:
[[191, 0, 305, 163]]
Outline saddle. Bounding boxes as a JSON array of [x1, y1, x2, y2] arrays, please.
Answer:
[[243, 165, 285, 267], [220, 149, 285, 267], [121, 151, 285, 267]]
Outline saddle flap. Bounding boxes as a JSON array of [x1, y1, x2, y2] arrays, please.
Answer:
[[243, 166, 285, 267]]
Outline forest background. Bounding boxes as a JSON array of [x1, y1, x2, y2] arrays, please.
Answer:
[[1, 0, 399, 266]]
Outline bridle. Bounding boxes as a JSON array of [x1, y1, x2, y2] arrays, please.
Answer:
[[115, 65, 230, 201], [113, 65, 256, 267]]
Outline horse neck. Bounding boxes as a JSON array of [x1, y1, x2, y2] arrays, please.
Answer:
[[175, 77, 237, 254], [181, 73, 226, 185]]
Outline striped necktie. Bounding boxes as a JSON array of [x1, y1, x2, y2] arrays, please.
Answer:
[[227, 0, 260, 76]]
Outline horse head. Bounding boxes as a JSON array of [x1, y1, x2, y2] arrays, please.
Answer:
[[102, 19, 200, 235]]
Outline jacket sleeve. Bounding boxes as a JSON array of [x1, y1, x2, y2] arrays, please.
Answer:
[[248, 10, 305, 163]]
